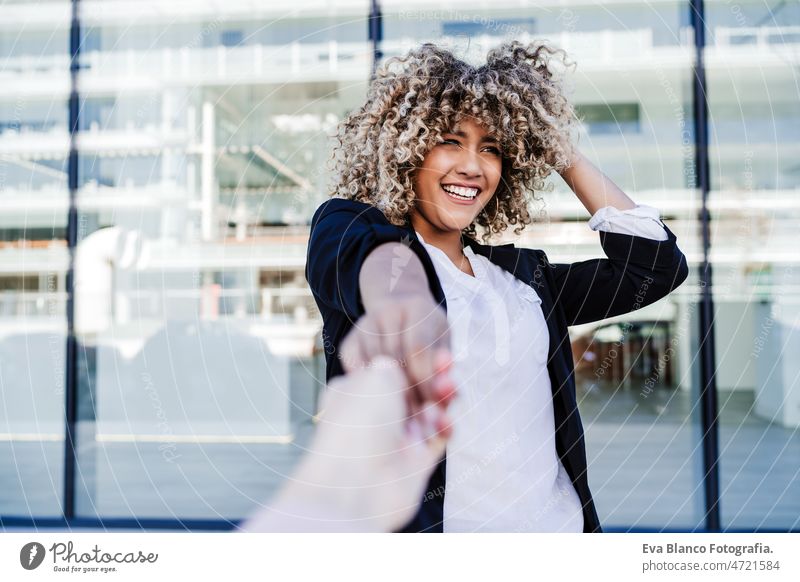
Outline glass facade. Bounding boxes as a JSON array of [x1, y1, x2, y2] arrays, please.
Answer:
[[705, 0, 800, 530], [69, 5, 370, 520], [0, 0, 69, 518], [382, 0, 704, 530], [0, 0, 796, 530]]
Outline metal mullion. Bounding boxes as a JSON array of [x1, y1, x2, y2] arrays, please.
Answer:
[[63, 0, 81, 520], [368, 0, 383, 81], [689, 0, 721, 532]]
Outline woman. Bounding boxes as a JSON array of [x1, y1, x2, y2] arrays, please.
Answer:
[[306, 41, 688, 532]]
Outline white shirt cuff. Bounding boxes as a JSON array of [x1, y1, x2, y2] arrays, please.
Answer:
[[588, 204, 668, 241]]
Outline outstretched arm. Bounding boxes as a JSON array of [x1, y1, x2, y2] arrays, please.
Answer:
[[348, 243, 452, 416], [305, 198, 452, 417], [238, 355, 455, 533]]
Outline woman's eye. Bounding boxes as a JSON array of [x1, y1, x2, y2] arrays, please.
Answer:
[[439, 138, 501, 155]]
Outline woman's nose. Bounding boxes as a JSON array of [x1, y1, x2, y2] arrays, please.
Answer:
[[454, 149, 483, 177]]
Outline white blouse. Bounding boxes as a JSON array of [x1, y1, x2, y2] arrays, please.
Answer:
[[415, 205, 667, 533]]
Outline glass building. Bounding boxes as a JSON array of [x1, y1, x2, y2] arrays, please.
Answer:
[[0, 0, 798, 530]]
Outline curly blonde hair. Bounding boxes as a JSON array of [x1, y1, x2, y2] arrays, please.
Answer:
[[327, 40, 579, 243]]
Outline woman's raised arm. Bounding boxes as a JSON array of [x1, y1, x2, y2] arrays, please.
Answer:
[[558, 149, 636, 214], [544, 149, 688, 325]]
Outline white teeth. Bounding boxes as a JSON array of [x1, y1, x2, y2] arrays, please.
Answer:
[[442, 184, 479, 199]]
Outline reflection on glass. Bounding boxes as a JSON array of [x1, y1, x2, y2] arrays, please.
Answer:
[[0, 0, 70, 518], [383, 0, 704, 529], [69, 9, 369, 519], [705, 1, 800, 530], [2, 0, 796, 531]]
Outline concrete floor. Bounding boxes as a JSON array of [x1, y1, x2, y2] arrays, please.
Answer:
[[2, 382, 797, 531]]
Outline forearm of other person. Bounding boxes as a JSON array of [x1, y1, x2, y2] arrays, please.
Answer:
[[238, 355, 456, 533]]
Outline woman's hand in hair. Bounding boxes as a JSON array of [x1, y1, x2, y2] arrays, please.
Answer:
[[559, 149, 637, 214]]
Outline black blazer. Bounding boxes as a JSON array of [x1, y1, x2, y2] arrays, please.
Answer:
[[305, 197, 689, 533]]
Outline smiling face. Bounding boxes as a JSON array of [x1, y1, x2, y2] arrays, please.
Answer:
[[410, 116, 503, 239]]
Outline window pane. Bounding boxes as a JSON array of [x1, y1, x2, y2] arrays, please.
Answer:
[[0, 0, 71, 518], [705, 1, 800, 530], [71, 4, 370, 520], [383, 0, 704, 530]]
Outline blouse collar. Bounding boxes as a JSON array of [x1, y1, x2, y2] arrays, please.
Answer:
[[414, 230, 486, 284]]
